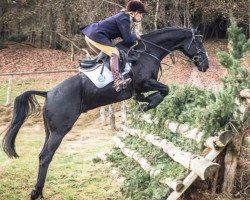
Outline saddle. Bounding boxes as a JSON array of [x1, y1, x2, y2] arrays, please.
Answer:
[[79, 52, 108, 69], [79, 44, 141, 70], [78, 45, 141, 88]]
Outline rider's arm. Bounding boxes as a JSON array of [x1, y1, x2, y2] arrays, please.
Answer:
[[116, 16, 137, 45]]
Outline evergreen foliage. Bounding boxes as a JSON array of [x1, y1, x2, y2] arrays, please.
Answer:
[[107, 19, 249, 200], [218, 19, 250, 96]]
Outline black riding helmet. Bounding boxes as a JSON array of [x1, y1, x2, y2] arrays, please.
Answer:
[[126, 0, 147, 13]]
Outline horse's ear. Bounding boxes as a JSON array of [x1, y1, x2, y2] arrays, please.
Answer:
[[195, 25, 202, 34]]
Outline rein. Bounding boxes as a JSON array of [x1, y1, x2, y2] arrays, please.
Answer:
[[130, 29, 207, 68]]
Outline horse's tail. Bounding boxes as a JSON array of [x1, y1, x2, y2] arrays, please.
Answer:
[[2, 90, 47, 158]]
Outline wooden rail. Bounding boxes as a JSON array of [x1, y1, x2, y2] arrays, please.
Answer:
[[0, 69, 78, 106]]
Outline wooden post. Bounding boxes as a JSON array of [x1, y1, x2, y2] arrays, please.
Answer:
[[100, 106, 106, 126], [222, 94, 249, 194], [121, 101, 127, 127], [5, 75, 13, 106], [109, 104, 116, 130]]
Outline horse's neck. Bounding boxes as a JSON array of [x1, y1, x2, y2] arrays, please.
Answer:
[[142, 28, 191, 59]]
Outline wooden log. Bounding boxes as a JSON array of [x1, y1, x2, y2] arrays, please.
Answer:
[[120, 128, 220, 180], [167, 134, 233, 200], [113, 136, 184, 191], [167, 171, 198, 200], [204, 131, 233, 149], [167, 121, 204, 143], [123, 124, 232, 150], [138, 114, 232, 147], [240, 89, 250, 99], [160, 178, 184, 192], [160, 139, 219, 180], [243, 136, 250, 147], [135, 113, 159, 124]]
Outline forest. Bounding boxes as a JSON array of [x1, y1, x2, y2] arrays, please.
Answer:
[[0, 0, 250, 50]]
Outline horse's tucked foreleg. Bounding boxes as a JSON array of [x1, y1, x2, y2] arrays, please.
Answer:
[[138, 79, 169, 112], [134, 93, 147, 102]]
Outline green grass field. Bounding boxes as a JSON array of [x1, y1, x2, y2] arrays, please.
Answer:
[[0, 124, 122, 200]]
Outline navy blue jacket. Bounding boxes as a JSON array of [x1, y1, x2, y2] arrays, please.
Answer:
[[81, 12, 137, 46]]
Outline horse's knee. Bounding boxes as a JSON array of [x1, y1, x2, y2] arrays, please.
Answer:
[[161, 86, 169, 97], [134, 93, 146, 102]]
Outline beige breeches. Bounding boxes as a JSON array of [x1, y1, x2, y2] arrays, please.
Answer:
[[85, 36, 119, 57]]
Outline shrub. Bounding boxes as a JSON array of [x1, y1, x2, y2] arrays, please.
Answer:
[[7, 33, 27, 43]]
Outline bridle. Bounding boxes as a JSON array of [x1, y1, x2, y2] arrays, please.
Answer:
[[129, 29, 208, 68], [187, 29, 208, 67]]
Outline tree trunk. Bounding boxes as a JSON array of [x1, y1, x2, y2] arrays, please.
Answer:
[[71, 43, 74, 61], [40, 30, 44, 49], [154, 0, 160, 30], [49, 6, 56, 49]]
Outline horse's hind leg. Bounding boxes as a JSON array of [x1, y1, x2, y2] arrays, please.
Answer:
[[31, 107, 80, 200], [30, 132, 65, 200]]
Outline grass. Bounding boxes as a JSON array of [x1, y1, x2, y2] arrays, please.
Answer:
[[0, 124, 122, 200]]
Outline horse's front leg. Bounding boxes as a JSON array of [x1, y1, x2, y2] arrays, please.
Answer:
[[138, 79, 169, 112]]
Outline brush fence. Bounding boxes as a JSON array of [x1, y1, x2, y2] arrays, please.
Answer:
[[111, 89, 250, 200]]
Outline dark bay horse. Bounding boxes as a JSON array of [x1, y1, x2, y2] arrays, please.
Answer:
[[2, 27, 209, 199]]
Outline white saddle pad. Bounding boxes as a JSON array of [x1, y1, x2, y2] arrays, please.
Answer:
[[79, 63, 131, 88]]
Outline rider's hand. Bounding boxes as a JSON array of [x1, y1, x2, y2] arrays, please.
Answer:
[[136, 34, 141, 40]]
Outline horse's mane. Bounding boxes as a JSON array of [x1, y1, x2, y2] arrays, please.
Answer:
[[141, 27, 193, 40]]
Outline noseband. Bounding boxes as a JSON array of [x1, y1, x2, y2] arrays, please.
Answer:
[[131, 29, 208, 68], [188, 29, 208, 67]]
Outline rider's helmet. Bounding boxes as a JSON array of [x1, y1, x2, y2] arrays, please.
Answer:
[[126, 0, 147, 13]]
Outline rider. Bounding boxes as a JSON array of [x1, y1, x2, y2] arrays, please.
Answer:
[[80, 0, 147, 92]]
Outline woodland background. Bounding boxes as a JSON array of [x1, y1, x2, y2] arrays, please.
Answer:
[[0, 0, 250, 50]]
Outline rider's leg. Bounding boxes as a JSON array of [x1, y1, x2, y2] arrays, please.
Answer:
[[84, 36, 131, 92], [110, 53, 131, 92]]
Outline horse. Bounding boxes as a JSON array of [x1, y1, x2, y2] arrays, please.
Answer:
[[2, 27, 209, 199]]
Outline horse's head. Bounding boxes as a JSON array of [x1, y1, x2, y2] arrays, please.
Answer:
[[182, 29, 209, 72]]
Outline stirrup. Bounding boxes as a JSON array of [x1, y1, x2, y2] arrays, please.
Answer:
[[122, 78, 132, 89], [113, 78, 132, 92]]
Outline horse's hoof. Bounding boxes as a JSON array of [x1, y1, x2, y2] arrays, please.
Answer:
[[138, 103, 149, 112], [30, 189, 43, 200]]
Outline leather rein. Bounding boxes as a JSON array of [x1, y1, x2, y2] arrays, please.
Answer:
[[129, 29, 208, 78]]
